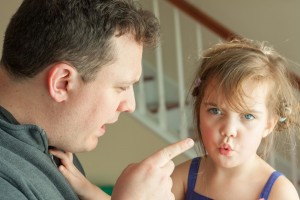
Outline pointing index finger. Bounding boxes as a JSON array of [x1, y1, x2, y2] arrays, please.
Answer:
[[144, 138, 194, 167]]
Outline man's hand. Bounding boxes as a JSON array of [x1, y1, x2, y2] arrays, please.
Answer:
[[111, 138, 194, 200]]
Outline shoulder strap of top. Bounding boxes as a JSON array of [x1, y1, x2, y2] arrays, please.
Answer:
[[187, 157, 201, 197], [259, 171, 282, 199]]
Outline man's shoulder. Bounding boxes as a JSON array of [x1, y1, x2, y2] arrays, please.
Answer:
[[0, 177, 28, 200]]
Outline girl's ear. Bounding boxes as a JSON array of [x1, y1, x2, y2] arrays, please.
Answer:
[[263, 116, 279, 138], [47, 63, 79, 102]]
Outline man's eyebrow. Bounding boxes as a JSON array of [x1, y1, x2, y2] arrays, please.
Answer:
[[119, 78, 140, 85], [133, 79, 140, 84]]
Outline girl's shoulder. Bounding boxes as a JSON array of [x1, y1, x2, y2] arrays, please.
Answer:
[[259, 158, 299, 199], [173, 157, 200, 180], [172, 158, 196, 200], [175, 157, 196, 170], [268, 174, 299, 200], [172, 158, 194, 183]]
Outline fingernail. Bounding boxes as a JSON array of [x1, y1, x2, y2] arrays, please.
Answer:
[[186, 138, 194, 147]]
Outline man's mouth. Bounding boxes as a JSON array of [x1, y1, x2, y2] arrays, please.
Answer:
[[100, 125, 106, 134]]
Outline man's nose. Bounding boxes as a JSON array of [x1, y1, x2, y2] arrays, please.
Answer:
[[119, 86, 136, 113]]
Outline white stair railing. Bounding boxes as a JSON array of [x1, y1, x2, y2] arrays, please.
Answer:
[[173, 8, 188, 139], [152, 0, 168, 131]]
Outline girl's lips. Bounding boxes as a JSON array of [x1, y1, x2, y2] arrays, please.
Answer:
[[219, 144, 233, 156]]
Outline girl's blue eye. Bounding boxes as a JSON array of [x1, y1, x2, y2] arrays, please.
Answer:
[[208, 108, 222, 115], [244, 114, 254, 120]]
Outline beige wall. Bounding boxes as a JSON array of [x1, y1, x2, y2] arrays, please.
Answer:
[[77, 113, 189, 186], [188, 0, 300, 75], [0, 1, 22, 58]]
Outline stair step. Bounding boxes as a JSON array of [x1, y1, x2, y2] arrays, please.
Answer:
[[143, 75, 155, 81], [147, 102, 180, 113]]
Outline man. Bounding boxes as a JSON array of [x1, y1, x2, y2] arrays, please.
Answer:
[[0, 0, 194, 199]]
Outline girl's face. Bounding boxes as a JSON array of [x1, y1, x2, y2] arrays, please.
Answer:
[[199, 80, 277, 168]]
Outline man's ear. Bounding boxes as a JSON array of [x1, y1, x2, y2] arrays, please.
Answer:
[[47, 63, 78, 102], [263, 116, 279, 138]]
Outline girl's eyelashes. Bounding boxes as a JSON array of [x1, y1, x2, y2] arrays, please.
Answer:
[[207, 107, 255, 120], [243, 113, 255, 120], [208, 107, 222, 115]]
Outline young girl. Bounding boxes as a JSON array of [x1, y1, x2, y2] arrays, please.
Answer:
[[171, 38, 300, 200], [50, 38, 300, 200]]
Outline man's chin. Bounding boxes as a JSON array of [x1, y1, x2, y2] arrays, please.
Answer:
[[85, 138, 99, 152]]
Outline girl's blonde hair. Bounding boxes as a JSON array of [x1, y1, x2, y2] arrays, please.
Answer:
[[191, 38, 300, 159]]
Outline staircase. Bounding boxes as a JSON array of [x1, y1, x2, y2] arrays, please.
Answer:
[[133, 59, 196, 158], [135, 0, 300, 192]]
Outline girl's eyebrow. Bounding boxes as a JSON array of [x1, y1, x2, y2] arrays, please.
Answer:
[[203, 101, 263, 114], [243, 109, 263, 115], [203, 102, 218, 107]]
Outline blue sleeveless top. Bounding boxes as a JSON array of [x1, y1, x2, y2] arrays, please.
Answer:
[[186, 157, 282, 200]]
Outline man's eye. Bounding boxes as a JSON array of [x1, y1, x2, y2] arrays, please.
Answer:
[[244, 114, 254, 120], [208, 108, 221, 115], [120, 86, 130, 91]]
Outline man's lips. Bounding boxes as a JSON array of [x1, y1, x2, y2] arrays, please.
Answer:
[[106, 117, 119, 125], [99, 119, 118, 135], [99, 125, 106, 134]]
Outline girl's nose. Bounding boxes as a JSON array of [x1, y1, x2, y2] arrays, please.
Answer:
[[220, 117, 238, 138]]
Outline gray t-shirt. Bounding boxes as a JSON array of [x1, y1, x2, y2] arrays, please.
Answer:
[[0, 106, 84, 200]]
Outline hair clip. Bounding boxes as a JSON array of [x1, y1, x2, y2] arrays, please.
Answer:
[[279, 107, 292, 123], [279, 117, 287, 123], [192, 78, 201, 97], [194, 78, 201, 88]]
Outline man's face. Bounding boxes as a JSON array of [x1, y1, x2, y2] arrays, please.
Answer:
[[52, 34, 142, 152]]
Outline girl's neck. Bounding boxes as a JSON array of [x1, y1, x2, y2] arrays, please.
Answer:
[[202, 154, 262, 179]]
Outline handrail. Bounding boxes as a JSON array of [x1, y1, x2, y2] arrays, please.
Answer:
[[165, 0, 241, 40], [165, 0, 300, 90]]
